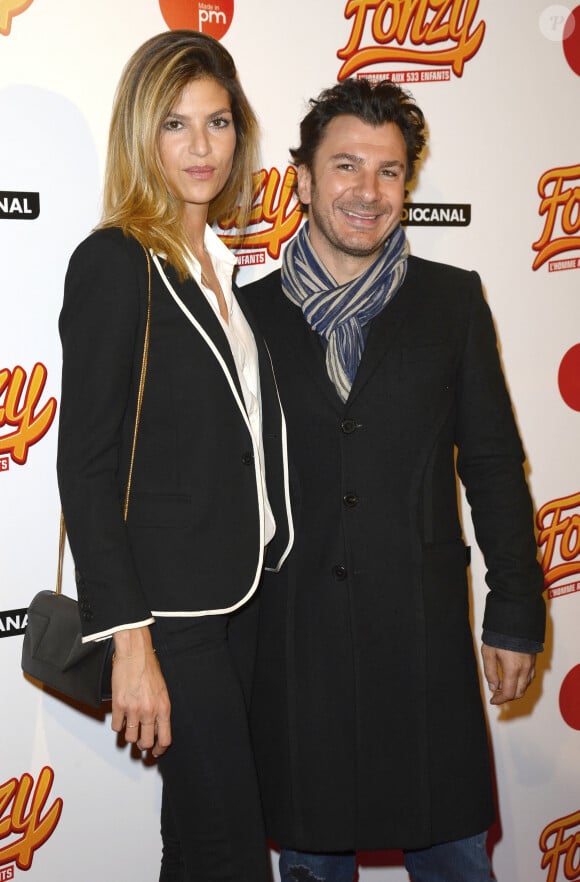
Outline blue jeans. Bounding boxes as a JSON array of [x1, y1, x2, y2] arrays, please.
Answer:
[[280, 832, 495, 882], [280, 851, 356, 882]]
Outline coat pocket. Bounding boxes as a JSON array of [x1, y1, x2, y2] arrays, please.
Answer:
[[127, 492, 192, 528]]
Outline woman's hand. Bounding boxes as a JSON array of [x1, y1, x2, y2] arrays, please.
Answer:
[[111, 626, 172, 757]]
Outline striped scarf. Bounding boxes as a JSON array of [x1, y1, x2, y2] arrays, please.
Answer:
[[281, 221, 409, 402]]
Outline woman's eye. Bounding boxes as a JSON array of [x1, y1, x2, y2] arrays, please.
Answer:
[[210, 116, 231, 129], [163, 118, 183, 131]]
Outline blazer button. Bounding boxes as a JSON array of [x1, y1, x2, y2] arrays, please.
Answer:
[[343, 493, 359, 507], [332, 564, 347, 581], [340, 418, 357, 434], [241, 452, 253, 465]]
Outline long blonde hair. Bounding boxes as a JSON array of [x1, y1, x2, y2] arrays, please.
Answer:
[[100, 30, 259, 277]]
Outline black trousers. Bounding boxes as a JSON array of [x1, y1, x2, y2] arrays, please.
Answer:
[[152, 598, 270, 882]]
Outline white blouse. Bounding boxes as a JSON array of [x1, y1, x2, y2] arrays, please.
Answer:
[[184, 226, 276, 547]]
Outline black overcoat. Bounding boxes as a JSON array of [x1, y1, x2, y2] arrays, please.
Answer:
[[246, 256, 545, 851]]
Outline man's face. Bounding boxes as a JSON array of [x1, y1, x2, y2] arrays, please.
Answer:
[[297, 115, 407, 281]]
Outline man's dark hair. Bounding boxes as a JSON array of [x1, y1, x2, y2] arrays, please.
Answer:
[[291, 78, 426, 183]]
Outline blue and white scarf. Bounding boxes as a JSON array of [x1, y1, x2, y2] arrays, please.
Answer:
[[281, 221, 409, 402]]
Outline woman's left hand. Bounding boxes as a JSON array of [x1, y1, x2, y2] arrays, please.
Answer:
[[111, 626, 172, 757]]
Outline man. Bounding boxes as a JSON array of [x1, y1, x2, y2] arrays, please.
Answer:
[[246, 78, 545, 882]]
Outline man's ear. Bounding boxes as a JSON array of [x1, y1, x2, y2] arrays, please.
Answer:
[[296, 164, 312, 206]]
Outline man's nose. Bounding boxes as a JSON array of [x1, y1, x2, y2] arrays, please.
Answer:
[[353, 170, 379, 202]]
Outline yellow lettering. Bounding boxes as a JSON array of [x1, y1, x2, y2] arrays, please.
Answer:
[[533, 164, 580, 269], [0, 768, 63, 870], [537, 491, 580, 587], [0, 0, 34, 37], [540, 810, 580, 882], [219, 166, 303, 260], [337, 0, 485, 80], [0, 363, 57, 465]]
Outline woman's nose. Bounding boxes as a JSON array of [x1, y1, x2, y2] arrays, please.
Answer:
[[188, 126, 210, 156]]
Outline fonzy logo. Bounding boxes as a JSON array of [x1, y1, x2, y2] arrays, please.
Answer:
[[337, 0, 486, 83], [532, 163, 580, 272], [0, 767, 63, 873], [218, 166, 303, 265], [537, 490, 580, 601], [540, 809, 580, 882], [0, 363, 57, 468]]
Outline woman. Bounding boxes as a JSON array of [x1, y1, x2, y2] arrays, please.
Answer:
[[57, 30, 292, 882]]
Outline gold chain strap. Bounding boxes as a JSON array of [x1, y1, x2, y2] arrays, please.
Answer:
[[56, 510, 66, 596], [123, 247, 152, 520]]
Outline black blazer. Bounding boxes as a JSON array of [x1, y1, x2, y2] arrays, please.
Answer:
[[57, 228, 293, 640]]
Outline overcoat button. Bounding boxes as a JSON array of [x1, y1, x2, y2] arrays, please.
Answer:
[[343, 493, 359, 507], [340, 418, 357, 434], [241, 452, 253, 465], [332, 565, 347, 580]]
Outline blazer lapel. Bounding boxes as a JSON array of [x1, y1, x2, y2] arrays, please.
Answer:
[[159, 260, 245, 405]]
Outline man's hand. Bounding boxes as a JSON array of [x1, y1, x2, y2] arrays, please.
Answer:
[[481, 644, 536, 705]]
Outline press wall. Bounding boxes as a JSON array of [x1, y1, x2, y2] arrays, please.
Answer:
[[1, 3, 579, 880]]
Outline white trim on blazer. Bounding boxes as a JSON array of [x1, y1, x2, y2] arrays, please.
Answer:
[[150, 253, 267, 617], [263, 341, 294, 574]]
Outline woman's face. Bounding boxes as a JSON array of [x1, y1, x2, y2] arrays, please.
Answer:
[[159, 77, 236, 220]]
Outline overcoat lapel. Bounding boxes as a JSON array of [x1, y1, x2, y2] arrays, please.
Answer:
[[298, 309, 345, 410], [264, 269, 420, 413], [285, 296, 346, 411], [347, 271, 416, 407]]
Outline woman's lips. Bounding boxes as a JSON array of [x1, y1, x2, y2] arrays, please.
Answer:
[[184, 166, 215, 179]]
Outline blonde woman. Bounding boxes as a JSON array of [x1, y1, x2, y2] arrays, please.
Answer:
[[57, 30, 292, 881]]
